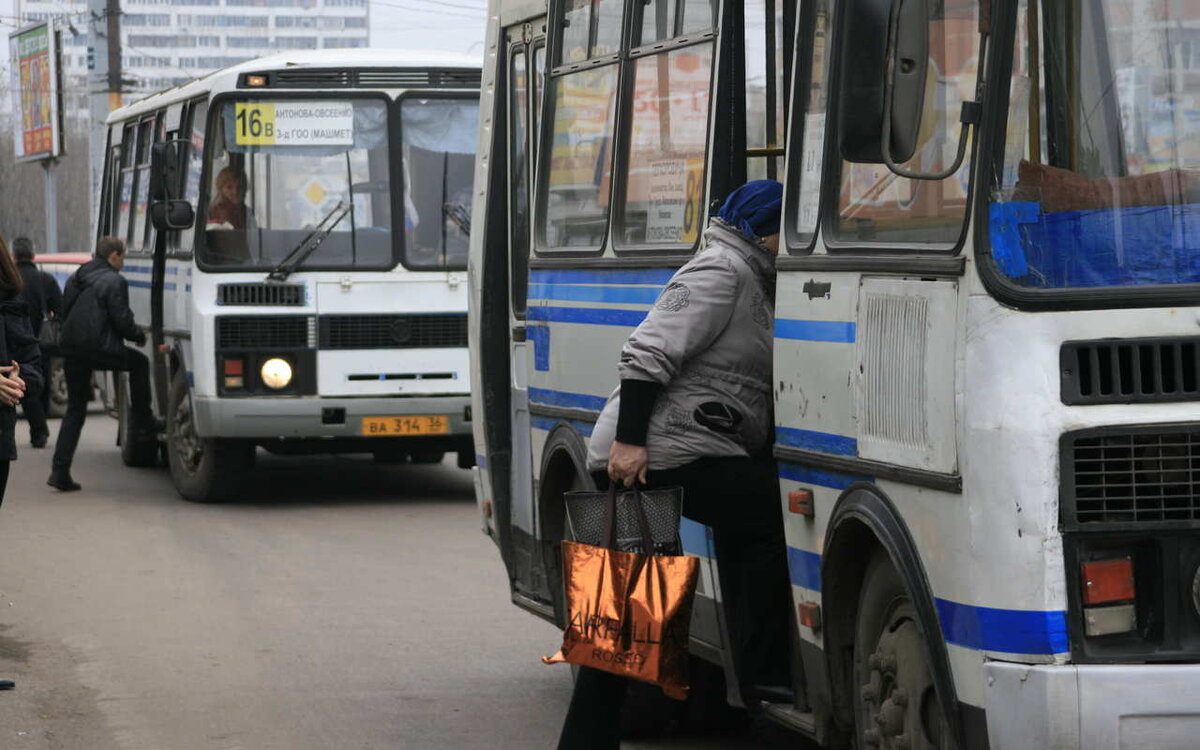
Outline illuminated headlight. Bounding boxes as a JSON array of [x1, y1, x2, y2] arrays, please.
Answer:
[[1193, 566, 1200, 619], [260, 357, 293, 390]]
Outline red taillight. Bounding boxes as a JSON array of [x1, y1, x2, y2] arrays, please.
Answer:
[[1081, 557, 1135, 605], [223, 358, 244, 376]]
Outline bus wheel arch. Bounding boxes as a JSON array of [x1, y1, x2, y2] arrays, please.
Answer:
[[822, 484, 963, 749], [535, 423, 595, 626]]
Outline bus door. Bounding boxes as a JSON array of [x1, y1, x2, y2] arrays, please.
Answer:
[[505, 20, 548, 607]]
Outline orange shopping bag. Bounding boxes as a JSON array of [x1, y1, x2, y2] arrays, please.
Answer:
[[543, 486, 699, 699]]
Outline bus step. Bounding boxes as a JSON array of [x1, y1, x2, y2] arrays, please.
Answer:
[[758, 703, 816, 736]]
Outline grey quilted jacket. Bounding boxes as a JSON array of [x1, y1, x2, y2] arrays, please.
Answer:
[[587, 220, 775, 472]]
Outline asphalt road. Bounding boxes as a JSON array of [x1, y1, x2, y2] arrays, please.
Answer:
[[0, 416, 800, 749]]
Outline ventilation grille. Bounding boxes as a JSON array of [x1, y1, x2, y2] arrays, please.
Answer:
[[318, 314, 467, 350], [1064, 426, 1200, 529], [244, 69, 481, 89], [217, 283, 306, 307], [1062, 338, 1200, 405], [859, 293, 929, 449], [217, 316, 314, 349]]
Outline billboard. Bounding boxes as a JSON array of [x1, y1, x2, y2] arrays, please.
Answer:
[[8, 22, 62, 161]]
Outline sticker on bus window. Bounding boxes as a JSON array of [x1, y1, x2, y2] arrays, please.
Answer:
[[233, 102, 354, 146]]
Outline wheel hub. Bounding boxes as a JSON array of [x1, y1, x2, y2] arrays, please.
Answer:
[[860, 616, 943, 750], [172, 395, 204, 473]]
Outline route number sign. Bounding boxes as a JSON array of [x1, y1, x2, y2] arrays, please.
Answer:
[[234, 102, 354, 146]]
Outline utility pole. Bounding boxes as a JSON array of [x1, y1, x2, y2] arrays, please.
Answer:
[[87, 0, 120, 240], [106, 0, 121, 112]]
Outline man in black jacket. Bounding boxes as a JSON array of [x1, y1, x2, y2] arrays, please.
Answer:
[[49, 237, 153, 491], [12, 237, 62, 448]]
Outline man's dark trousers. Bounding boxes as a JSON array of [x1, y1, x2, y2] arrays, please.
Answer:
[[22, 350, 51, 444], [52, 348, 152, 475]]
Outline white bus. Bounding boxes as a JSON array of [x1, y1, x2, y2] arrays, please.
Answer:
[[96, 50, 481, 502], [469, 0, 1200, 747]]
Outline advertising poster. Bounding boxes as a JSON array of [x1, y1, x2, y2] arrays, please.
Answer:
[[8, 22, 62, 161]]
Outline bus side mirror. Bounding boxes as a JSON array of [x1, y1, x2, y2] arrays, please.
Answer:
[[149, 140, 195, 231], [837, 0, 929, 166]]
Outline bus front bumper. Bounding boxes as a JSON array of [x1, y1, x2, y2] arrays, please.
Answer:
[[192, 394, 472, 443], [986, 661, 1200, 749]]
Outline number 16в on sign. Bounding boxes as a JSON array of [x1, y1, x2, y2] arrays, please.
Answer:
[[234, 102, 355, 146]]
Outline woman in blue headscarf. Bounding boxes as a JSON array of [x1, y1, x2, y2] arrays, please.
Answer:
[[558, 181, 792, 748]]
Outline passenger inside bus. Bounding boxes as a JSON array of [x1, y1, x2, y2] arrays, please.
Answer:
[[205, 166, 253, 264]]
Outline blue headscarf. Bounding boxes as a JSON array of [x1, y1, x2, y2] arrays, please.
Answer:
[[715, 180, 783, 239]]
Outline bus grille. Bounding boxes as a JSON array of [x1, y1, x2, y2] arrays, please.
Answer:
[[318, 314, 467, 350], [1061, 337, 1200, 405], [217, 283, 306, 307], [1063, 426, 1200, 529], [217, 316, 314, 349]]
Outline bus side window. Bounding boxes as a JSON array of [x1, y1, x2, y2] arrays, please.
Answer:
[[614, 0, 715, 249], [785, 0, 832, 251], [181, 99, 208, 254], [832, 0, 982, 246], [101, 143, 120, 239], [509, 46, 531, 316], [744, 0, 790, 182], [116, 124, 136, 244], [130, 119, 155, 252]]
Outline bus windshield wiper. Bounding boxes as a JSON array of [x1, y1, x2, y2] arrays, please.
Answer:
[[266, 201, 351, 282]]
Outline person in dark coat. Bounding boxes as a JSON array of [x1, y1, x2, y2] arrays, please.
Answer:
[[12, 237, 62, 448], [0, 233, 42, 693], [49, 237, 152, 492]]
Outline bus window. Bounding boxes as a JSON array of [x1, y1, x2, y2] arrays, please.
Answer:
[[199, 98, 396, 270], [131, 119, 155, 251], [510, 48, 531, 315], [988, 0, 1200, 290], [616, 44, 714, 247], [399, 96, 480, 270], [560, 0, 623, 62], [833, 0, 981, 246], [745, 0, 788, 181], [539, 64, 619, 250], [116, 125, 136, 243], [788, 0, 831, 247]]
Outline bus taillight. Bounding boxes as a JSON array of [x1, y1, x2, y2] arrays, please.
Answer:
[[223, 357, 245, 390], [1081, 557, 1136, 636]]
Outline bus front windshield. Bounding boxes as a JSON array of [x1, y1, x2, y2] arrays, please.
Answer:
[[990, 0, 1199, 291], [201, 97, 394, 270]]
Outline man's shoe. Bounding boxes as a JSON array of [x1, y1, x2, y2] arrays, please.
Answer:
[[31, 436, 48, 449], [46, 473, 81, 492], [0, 678, 14, 690]]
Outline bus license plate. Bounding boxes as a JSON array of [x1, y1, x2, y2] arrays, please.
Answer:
[[361, 416, 449, 436]]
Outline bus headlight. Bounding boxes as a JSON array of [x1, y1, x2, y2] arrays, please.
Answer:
[[261, 357, 294, 390]]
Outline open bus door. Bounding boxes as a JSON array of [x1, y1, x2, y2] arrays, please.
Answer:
[[503, 19, 552, 617]]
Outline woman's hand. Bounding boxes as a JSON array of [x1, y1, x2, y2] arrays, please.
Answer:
[[608, 440, 649, 488], [0, 361, 26, 407]]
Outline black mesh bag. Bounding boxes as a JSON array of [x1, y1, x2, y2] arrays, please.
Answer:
[[564, 485, 684, 556]]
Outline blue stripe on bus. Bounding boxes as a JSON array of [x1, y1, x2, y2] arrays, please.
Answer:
[[528, 387, 607, 412], [526, 305, 649, 328], [778, 461, 871, 490], [787, 546, 823, 590], [475, 454, 488, 470], [680, 518, 709, 557], [529, 269, 677, 286], [787, 547, 1069, 654], [127, 280, 177, 291], [935, 599, 1069, 655], [527, 284, 662, 305], [775, 319, 857, 343], [776, 427, 857, 456], [531, 416, 595, 437]]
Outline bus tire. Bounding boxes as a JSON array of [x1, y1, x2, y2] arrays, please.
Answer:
[[117, 373, 158, 468], [166, 369, 252, 503], [410, 450, 444, 464], [853, 551, 951, 750], [47, 356, 68, 418]]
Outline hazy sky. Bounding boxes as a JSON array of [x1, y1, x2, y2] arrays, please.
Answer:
[[0, 0, 488, 110]]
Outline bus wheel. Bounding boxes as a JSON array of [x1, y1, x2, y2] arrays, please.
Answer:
[[853, 552, 949, 750], [47, 357, 68, 418], [117, 373, 158, 467], [166, 369, 252, 502]]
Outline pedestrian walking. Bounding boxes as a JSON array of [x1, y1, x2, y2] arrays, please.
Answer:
[[556, 181, 793, 749], [48, 237, 155, 492], [12, 237, 63, 448], [0, 234, 44, 691]]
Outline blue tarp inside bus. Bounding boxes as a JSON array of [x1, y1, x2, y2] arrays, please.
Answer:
[[990, 201, 1200, 288]]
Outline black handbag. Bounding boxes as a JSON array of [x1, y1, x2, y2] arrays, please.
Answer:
[[563, 484, 684, 555]]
